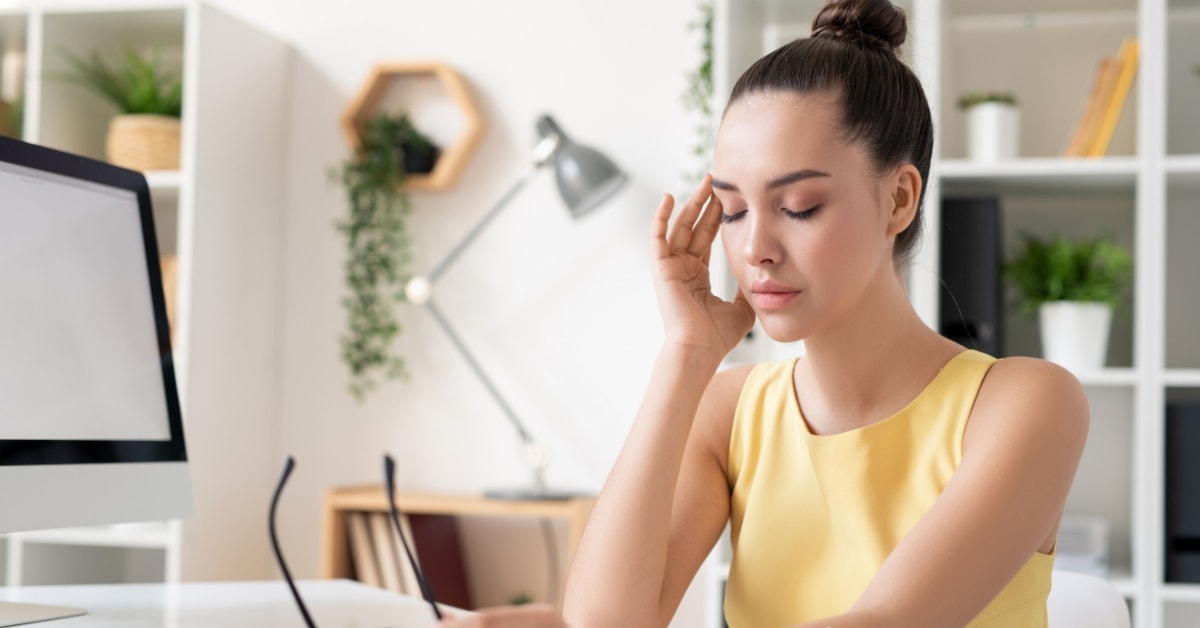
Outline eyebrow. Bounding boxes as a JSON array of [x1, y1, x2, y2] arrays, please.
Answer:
[[711, 169, 831, 193]]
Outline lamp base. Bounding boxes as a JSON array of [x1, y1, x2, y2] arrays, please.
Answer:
[[483, 487, 592, 502]]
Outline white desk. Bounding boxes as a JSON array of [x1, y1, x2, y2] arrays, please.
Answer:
[[0, 579, 448, 627]]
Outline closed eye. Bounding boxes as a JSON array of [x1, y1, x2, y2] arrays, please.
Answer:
[[783, 205, 821, 221], [720, 210, 747, 224]]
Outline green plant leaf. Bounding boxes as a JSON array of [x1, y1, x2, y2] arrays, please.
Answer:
[[1003, 233, 1132, 313], [51, 45, 183, 117], [335, 110, 438, 401], [681, 0, 714, 184], [957, 91, 1017, 110]]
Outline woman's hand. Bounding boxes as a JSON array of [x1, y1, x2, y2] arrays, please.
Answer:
[[650, 174, 755, 361], [436, 604, 568, 627]]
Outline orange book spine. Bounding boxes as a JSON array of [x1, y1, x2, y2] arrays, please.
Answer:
[[1085, 38, 1139, 157], [1064, 55, 1115, 158]]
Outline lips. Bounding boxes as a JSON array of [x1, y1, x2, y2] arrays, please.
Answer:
[[750, 279, 801, 310]]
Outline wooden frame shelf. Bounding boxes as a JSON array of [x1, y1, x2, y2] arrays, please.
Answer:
[[321, 485, 595, 594], [340, 61, 485, 191]]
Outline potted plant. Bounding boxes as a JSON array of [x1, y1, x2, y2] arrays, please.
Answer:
[[334, 110, 439, 401], [1004, 233, 1132, 373], [55, 45, 183, 171], [394, 117, 440, 175], [958, 91, 1018, 162]]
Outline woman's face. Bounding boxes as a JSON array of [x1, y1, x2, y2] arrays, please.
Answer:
[[712, 91, 900, 343]]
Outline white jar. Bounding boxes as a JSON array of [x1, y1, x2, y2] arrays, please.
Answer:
[[967, 101, 1019, 162]]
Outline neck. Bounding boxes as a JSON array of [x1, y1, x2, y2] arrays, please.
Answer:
[[798, 262, 950, 420]]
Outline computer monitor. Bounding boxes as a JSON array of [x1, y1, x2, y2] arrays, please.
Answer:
[[0, 135, 192, 625]]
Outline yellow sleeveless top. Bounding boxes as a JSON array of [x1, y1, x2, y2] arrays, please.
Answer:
[[724, 350, 1053, 627]]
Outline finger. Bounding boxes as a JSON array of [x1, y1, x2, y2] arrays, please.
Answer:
[[648, 193, 675, 261], [666, 174, 713, 252], [687, 191, 723, 259], [733, 287, 757, 326]]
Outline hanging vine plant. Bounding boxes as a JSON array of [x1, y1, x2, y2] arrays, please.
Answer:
[[334, 111, 438, 401], [682, 0, 714, 184]]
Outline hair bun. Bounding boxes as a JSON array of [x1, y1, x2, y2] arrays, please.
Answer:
[[811, 0, 907, 53]]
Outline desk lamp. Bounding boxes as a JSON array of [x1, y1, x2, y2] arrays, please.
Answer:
[[403, 114, 627, 500]]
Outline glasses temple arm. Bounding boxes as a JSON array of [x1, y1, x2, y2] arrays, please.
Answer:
[[384, 454, 443, 620], [269, 456, 318, 628]]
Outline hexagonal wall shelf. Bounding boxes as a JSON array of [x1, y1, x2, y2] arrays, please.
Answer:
[[341, 61, 485, 191]]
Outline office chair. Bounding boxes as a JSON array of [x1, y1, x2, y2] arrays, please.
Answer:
[[1046, 569, 1130, 628]]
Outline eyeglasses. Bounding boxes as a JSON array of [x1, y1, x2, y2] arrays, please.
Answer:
[[269, 454, 443, 626]]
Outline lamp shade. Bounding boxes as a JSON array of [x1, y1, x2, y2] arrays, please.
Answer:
[[536, 115, 627, 218]]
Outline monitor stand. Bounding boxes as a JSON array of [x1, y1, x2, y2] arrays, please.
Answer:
[[0, 601, 86, 626]]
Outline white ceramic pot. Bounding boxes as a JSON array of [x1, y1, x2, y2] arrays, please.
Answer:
[[967, 102, 1019, 162], [1039, 301, 1112, 373]]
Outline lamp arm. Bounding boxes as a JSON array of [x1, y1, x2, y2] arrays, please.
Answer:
[[424, 298, 536, 447], [427, 166, 539, 284]]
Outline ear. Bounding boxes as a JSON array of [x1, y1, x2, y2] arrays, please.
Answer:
[[884, 164, 922, 237]]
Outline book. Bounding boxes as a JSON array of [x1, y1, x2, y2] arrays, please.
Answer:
[[393, 512, 424, 596], [346, 512, 382, 588], [1064, 55, 1116, 157], [1084, 38, 1139, 157], [368, 511, 405, 593], [408, 514, 474, 610], [1063, 38, 1140, 158]]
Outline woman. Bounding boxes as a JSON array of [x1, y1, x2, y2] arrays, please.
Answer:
[[561, 0, 1088, 624], [445, 0, 1087, 625]]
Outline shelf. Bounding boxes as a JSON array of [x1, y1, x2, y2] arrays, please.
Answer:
[[1165, 370, 1200, 386], [36, 7, 186, 162], [1162, 583, 1200, 603], [949, 8, 1136, 31], [937, 158, 1139, 192], [1167, 156, 1200, 178], [340, 61, 485, 191], [6, 522, 173, 549], [1075, 368, 1139, 387]]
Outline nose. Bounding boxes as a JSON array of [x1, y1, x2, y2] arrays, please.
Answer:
[[743, 211, 783, 267]]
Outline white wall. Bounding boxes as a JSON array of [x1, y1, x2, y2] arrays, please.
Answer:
[[202, 0, 705, 618]]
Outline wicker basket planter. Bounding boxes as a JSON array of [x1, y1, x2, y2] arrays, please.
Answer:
[[106, 113, 181, 171]]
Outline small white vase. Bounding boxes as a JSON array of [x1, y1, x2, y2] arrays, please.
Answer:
[[967, 102, 1019, 162], [1039, 301, 1112, 373]]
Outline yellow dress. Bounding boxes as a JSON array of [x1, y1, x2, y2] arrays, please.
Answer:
[[724, 350, 1052, 627]]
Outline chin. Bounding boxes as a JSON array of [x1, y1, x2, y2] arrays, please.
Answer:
[[756, 316, 810, 344]]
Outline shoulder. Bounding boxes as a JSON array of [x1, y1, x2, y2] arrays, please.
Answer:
[[693, 362, 762, 474], [965, 356, 1089, 457]]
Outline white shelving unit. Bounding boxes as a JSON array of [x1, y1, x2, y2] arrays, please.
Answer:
[[705, 0, 1200, 626], [0, 0, 289, 586]]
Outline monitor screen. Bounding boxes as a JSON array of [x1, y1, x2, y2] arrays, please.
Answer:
[[0, 136, 191, 538]]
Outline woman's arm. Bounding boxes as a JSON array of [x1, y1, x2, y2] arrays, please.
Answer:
[[788, 357, 1089, 628], [562, 176, 755, 628]]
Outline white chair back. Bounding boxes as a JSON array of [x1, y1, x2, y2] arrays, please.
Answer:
[[1046, 569, 1130, 628]]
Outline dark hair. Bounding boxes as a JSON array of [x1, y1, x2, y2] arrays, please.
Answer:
[[725, 0, 933, 265]]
